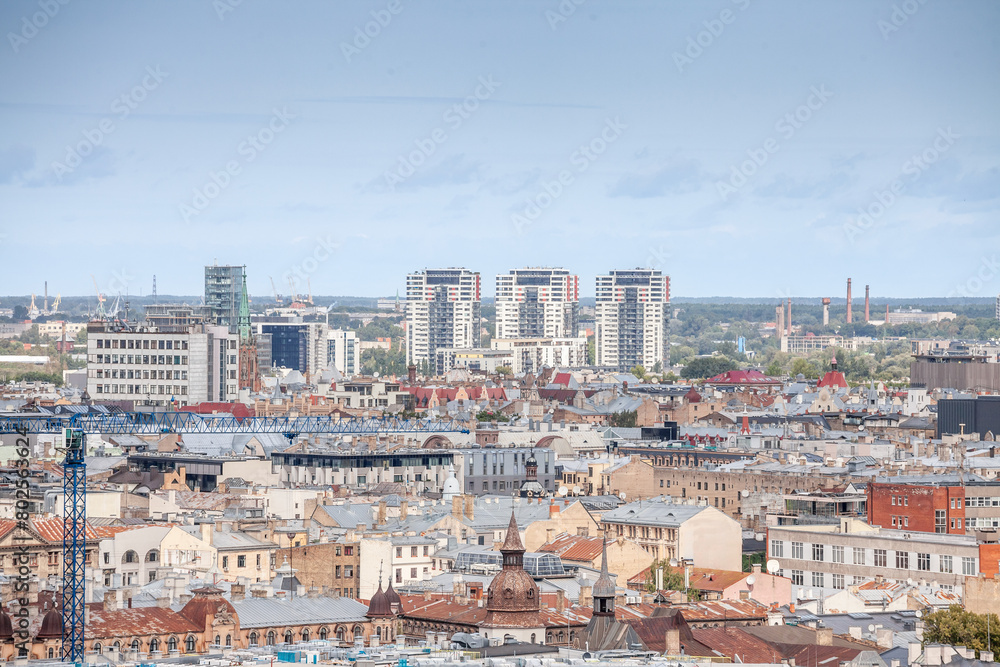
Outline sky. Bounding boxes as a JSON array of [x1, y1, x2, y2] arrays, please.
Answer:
[[1, 0, 998, 301]]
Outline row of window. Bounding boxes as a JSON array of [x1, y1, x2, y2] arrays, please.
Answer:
[[96, 369, 187, 380], [965, 496, 1000, 507], [395, 546, 431, 558], [95, 384, 188, 395], [221, 554, 261, 569], [93, 353, 189, 365], [96, 338, 189, 350], [770, 540, 978, 574], [786, 570, 958, 592]]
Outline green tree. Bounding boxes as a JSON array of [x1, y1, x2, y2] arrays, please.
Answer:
[[680, 356, 737, 380], [630, 364, 647, 380], [789, 357, 819, 379], [923, 606, 1000, 657], [765, 361, 783, 377], [495, 365, 512, 376], [476, 409, 510, 423], [670, 345, 696, 366], [645, 560, 687, 593], [587, 335, 595, 365], [608, 410, 637, 427]]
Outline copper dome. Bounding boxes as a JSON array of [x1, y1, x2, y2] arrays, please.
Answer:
[[36, 609, 62, 639], [366, 582, 392, 618], [384, 580, 401, 608], [0, 610, 13, 640]]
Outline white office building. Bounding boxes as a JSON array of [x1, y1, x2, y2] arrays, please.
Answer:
[[327, 329, 361, 377], [595, 269, 670, 371], [491, 337, 588, 374], [86, 321, 239, 406], [406, 268, 481, 369], [495, 268, 579, 339]]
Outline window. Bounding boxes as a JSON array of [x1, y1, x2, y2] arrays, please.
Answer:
[[935, 510, 946, 533], [267, 631, 276, 646], [149, 639, 160, 653], [832, 545, 844, 563], [344, 546, 353, 556], [222, 555, 229, 569], [423, 546, 429, 556], [962, 557, 977, 575], [168, 637, 178, 652], [791, 542, 803, 559], [770, 540, 784, 558], [185, 636, 196, 653], [411, 546, 418, 557], [396, 547, 402, 558], [874, 549, 887, 567], [812, 543, 824, 562], [284, 631, 293, 644], [791, 570, 803, 585], [853, 547, 865, 565], [832, 573, 845, 589], [344, 565, 353, 577], [410, 567, 417, 578], [895, 551, 909, 569], [238, 555, 246, 568], [336, 565, 342, 578], [917, 553, 930, 571], [940, 555, 953, 573], [812, 571, 824, 588], [249, 632, 258, 647]]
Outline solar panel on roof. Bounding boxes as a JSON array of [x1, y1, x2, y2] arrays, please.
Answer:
[[848, 612, 873, 619]]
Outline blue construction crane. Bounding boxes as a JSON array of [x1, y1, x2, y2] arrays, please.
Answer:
[[1, 412, 468, 662]]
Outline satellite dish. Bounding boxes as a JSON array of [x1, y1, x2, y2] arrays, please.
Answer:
[[373, 371, 380, 378], [766, 559, 779, 574], [915, 610, 922, 618], [741, 489, 750, 497], [868, 624, 875, 633], [572, 486, 581, 495], [619, 491, 627, 500], [906, 578, 913, 585], [558, 486, 568, 497], [669, 558, 678, 568], [746, 575, 756, 586]]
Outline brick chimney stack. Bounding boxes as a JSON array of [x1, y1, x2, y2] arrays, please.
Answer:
[[865, 284, 870, 322], [846, 279, 853, 323]]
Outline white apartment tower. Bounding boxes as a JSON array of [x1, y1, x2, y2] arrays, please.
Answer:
[[595, 269, 670, 371], [327, 329, 361, 377], [406, 268, 481, 369], [495, 268, 580, 339]]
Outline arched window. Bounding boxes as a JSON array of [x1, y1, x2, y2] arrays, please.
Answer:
[[336, 627, 345, 641], [266, 631, 276, 646], [214, 635, 221, 646], [249, 632, 258, 647], [301, 629, 309, 642], [353, 626, 363, 640], [226, 635, 232, 647], [146, 549, 160, 562], [48, 648, 55, 659], [123, 550, 139, 564], [530, 633, 536, 644], [186, 636, 196, 653], [376, 627, 382, 640], [318, 627, 328, 641], [284, 630, 293, 644], [94, 643, 103, 653], [167, 637, 178, 652], [131, 640, 140, 652], [113, 641, 122, 652]]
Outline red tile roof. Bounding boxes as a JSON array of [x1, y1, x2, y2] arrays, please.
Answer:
[[705, 370, 781, 385], [86, 605, 199, 640]]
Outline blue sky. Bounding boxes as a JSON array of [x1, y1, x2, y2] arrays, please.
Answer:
[[1, 0, 998, 300]]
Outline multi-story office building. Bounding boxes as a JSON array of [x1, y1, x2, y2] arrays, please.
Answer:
[[204, 265, 244, 330], [405, 268, 481, 369], [595, 269, 670, 371], [85, 320, 239, 406], [270, 448, 454, 493], [327, 329, 360, 377], [255, 319, 328, 377], [868, 478, 1000, 532], [491, 337, 588, 374], [495, 268, 579, 339], [766, 518, 986, 595], [453, 448, 557, 496], [435, 347, 514, 375]]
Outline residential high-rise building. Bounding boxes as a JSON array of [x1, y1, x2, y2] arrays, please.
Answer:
[[594, 269, 670, 371], [406, 268, 481, 369], [327, 329, 361, 377], [495, 267, 579, 339], [256, 320, 329, 377], [204, 264, 243, 330]]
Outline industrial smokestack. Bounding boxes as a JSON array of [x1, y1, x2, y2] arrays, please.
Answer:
[[44, 281, 48, 312], [846, 279, 853, 323], [776, 305, 784, 338], [786, 299, 792, 336], [865, 285, 870, 323], [822, 298, 831, 326]]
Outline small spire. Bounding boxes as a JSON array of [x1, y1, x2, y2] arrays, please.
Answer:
[[500, 511, 524, 552]]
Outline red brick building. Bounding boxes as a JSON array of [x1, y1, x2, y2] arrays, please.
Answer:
[[867, 480, 966, 534]]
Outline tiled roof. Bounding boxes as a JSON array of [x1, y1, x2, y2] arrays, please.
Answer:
[[86, 605, 199, 639]]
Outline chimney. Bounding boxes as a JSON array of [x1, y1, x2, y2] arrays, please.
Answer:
[[400, 500, 408, 520], [307, 586, 320, 599], [408, 365, 417, 384], [200, 522, 212, 544], [776, 305, 784, 338], [786, 299, 792, 336], [846, 279, 853, 323], [752, 563, 761, 575], [580, 583, 593, 607], [876, 628, 894, 650], [156, 593, 171, 608], [104, 590, 117, 612], [817, 628, 833, 646], [452, 495, 463, 519], [665, 628, 681, 656], [549, 501, 560, 517], [231, 584, 246, 601], [378, 501, 387, 525], [865, 285, 870, 322], [464, 494, 474, 520], [822, 298, 831, 326]]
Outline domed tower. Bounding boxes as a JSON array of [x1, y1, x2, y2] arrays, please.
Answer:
[[519, 452, 545, 497], [592, 536, 616, 616], [366, 579, 394, 645], [442, 464, 461, 502], [481, 513, 541, 636], [384, 580, 402, 615]]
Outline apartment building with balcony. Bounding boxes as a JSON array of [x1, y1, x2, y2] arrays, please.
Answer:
[[495, 267, 579, 339], [405, 268, 481, 369], [595, 269, 669, 371]]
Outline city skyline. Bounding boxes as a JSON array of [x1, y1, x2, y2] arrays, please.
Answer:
[[2, 1, 998, 299]]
